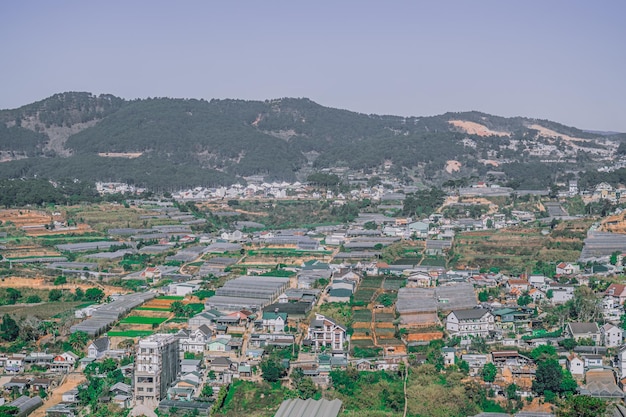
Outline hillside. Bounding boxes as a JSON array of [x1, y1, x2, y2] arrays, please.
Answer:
[[0, 92, 624, 190]]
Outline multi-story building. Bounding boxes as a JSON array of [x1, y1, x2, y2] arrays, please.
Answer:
[[134, 334, 180, 407], [446, 309, 495, 338], [305, 313, 347, 351]]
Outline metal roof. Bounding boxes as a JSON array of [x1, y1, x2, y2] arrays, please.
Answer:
[[273, 398, 342, 417]]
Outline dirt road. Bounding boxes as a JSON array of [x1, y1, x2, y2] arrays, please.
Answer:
[[30, 372, 85, 417]]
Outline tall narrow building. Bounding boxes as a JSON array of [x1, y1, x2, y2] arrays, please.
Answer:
[[134, 334, 180, 407]]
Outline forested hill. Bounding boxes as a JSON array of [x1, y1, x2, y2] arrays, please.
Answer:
[[0, 92, 624, 190]]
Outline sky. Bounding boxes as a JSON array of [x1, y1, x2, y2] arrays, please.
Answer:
[[1, 1, 625, 131]]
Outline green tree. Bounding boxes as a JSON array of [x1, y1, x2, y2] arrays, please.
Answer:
[[48, 289, 63, 301], [532, 359, 564, 395], [517, 293, 532, 306], [260, 356, 285, 382], [5, 288, 21, 304], [54, 275, 67, 285], [506, 383, 519, 400], [0, 314, 19, 341], [557, 395, 606, 417], [84, 288, 104, 302], [74, 287, 84, 300], [68, 331, 89, 352], [482, 363, 497, 383]]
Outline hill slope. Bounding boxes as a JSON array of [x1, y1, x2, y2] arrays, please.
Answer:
[[0, 93, 623, 189]]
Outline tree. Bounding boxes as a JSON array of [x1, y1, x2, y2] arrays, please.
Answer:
[[54, 275, 67, 285], [0, 314, 19, 341], [530, 345, 557, 362], [532, 359, 563, 395], [517, 293, 532, 306], [48, 289, 63, 301], [482, 363, 497, 383], [5, 288, 21, 304], [557, 395, 606, 417], [84, 288, 104, 302], [26, 295, 41, 303], [260, 356, 285, 382], [68, 331, 89, 352], [74, 287, 84, 300], [506, 383, 519, 400]]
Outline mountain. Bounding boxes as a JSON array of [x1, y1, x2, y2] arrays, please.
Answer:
[[0, 92, 624, 190]]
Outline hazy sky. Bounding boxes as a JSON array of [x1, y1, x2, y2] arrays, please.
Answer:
[[1, 1, 625, 131]]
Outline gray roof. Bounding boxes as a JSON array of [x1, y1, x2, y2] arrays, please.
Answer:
[[568, 322, 600, 335], [451, 309, 490, 320], [274, 398, 342, 417]]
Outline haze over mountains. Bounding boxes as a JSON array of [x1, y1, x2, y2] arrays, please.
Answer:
[[0, 92, 624, 190]]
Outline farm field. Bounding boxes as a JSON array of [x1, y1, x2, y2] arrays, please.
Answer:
[[452, 219, 593, 273], [0, 301, 87, 319]]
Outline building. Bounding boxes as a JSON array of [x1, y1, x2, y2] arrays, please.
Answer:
[[564, 322, 601, 345], [261, 312, 287, 333], [134, 334, 180, 407], [274, 398, 342, 417], [446, 309, 495, 338], [305, 313, 347, 351], [601, 323, 623, 347]]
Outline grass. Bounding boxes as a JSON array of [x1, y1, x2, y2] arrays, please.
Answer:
[[107, 330, 154, 337], [134, 306, 170, 311], [119, 316, 168, 325], [0, 301, 86, 320], [157, 295, 185, 300]]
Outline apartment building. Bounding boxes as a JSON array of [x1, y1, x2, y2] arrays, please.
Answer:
[[134, 334, 180, 407]]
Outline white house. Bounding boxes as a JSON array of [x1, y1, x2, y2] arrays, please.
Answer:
[[601, 323, 623, 347], [446, 309, 495, 338], [556, 262, 580, 275], [261, 312, 287, 334], [305, 313, 347, 351], [87, 337, 110, 359], [564, 322, 601, 345], [178, 326, 212, 353], [567, 354, 585, 377]]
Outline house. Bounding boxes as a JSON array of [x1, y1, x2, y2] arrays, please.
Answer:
[[564, 322, 601, 345], [62, 388, 79, 403], [567, 354, 585, 377], [261, 312, 287, 333], [189, 310, 223, 330], [408, 221, 429, 238], [446, 309, 495, 338], [5, 356, 24, 373], [110, 382, 132, 397], [601, 323, 623, 347], [556, 262, 580, 275], [528, 274, 547, 289], [582, 354, 603, 368], [87, 337, 110, 359], [606, 284, 626, 305], [178, 325, 212, 353], [617, 345, 626, 377], [506, 279, 530, 294], [180, 359, 202, 374], [209, 357, 233, 374], [406, 272, 433, 288], [51, 352, 79, 372], [140, 266, 162, 281], [305, 313, 347, 351], [548, 283, 575, 304], [207, 338, 229, 352], [442, 347, 456, 367]]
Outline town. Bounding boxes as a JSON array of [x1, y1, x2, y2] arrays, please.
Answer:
[[1, 176, 626, 417]]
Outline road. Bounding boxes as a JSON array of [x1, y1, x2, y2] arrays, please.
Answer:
[[30, 372, 85, 417]]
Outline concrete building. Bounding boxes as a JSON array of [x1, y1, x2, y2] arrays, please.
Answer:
[[134, 334, 180, 407], [446, 309, 494, 338]]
